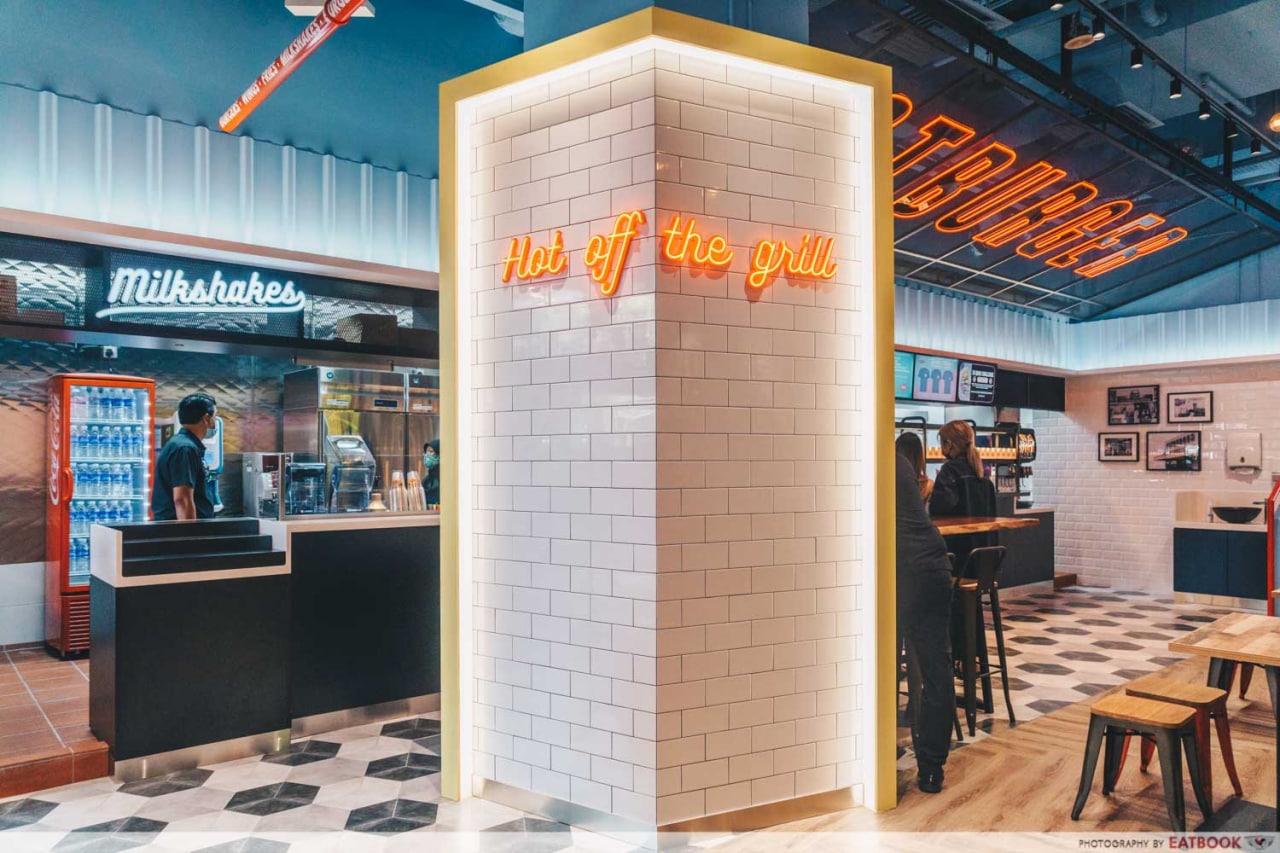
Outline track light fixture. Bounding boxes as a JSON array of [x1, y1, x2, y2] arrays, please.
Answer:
[[1270, 113, 1280, 133], [1169, 79, 1183, 99], [1050, 1, 1064, 9], [1091, 17, 1106, 41], [1226, 120, 1239, 139], [1129, 47, 1144, 69], [1251, 137, 1262, 156], [1064, 15, 1096, 50], [1198, 100, 1211, 120]]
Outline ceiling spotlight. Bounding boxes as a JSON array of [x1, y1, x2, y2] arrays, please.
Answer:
[[1226, 120, 1239, 139], [1091, 17, 1106, 41], [1270, 112, 1280, 133], [1129, 47, 1144, 69], [1250, 137, 1263, 156], [1050, 1, 1064, 9], [1198, 100, 1211, 120], [1169, 78, 1183, 99], [1064, 17, 1096, 50]]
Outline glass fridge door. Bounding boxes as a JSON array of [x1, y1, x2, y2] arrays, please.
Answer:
[[67, 383, 152, 587]]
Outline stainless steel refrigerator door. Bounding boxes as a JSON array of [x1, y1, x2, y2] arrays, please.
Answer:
[[320, 410, 406, 492]]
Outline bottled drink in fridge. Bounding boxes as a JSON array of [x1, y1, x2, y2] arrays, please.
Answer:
[[108, 427, 122, 459], [122, 391, 135, 422], [71, 386, 88, 419], [110, 390, 125, 422], [120, 465, 134, 497], [132, 427, 144, 458], [86, 425, 99, 459]]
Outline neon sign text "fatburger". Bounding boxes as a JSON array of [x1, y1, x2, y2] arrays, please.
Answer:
[[892, 94, 1187, 279], [97, 268, 308, 319], [503, 211, 838, 296]]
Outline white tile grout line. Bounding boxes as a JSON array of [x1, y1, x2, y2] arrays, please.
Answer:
[[4, 650, 70, 749], [70, 660, 89, 682]]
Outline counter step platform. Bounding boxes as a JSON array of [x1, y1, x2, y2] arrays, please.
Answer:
[[112, 520, 286, 578]]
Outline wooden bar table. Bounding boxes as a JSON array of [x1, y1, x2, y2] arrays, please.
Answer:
[[933, 516, 1040, 536], [1169, 612, 1280, 830]]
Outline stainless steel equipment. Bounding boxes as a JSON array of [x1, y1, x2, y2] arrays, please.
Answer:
[[284, 463, 326, 515], [325, 435, 375, 512], [283, 367, 440, 513], [243, 452, 292, 519]]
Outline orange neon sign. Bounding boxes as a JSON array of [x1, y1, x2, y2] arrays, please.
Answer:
[[894, 91, 1188, 279], [748, 234, 838, 290], [661, 215, 733, 268], [502, 232, 568, 283], [502, 212, 839, 297]]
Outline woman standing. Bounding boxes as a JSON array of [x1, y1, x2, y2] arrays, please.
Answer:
[[895, 431, 933, 503], [422, 439, 440, 508], [929, 420, 984, 517]]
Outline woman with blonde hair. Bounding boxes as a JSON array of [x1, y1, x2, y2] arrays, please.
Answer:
[[929, 420, 984, 517], [895, 431, 933, 502]]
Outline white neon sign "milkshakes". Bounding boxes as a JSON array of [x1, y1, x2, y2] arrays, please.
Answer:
[[96, 268, 308, 319]]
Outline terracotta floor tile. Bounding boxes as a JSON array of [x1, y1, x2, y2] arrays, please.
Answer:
[[45, 708, 89, 727], [0, 691, 35, 710], [0, 753, 74, 799], [23, 669, 89, 686], [54, 724, 95, 745], [0, 732, 65, 762], [35, 696, 88, 712], [72, 747, 109, 782], [0, 711, 51, 737], [28, 687, 87, 703]]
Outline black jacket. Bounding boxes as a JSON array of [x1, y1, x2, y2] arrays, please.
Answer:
[[928, 455, 979, 517], [896, 454, 952, 583]]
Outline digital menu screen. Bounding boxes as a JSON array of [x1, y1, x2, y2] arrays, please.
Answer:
[[913, 355, 959, 403], [894, 351, 915, 399], [958, 360, 997, 405]]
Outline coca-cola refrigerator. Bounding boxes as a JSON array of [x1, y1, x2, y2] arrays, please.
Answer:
[[46, 373, 156, 657]]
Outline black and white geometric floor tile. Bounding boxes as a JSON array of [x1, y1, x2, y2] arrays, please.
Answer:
[[0, 713, 634, 852], [899, 584, 1236, 757]]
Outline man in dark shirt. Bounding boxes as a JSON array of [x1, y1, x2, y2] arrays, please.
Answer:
[[896, 452, 956, 794], [151, 393, 217, 521]]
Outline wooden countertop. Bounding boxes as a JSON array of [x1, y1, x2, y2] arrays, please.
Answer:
[[1168, 611, 1280, 667], [933, 516, 1041, 536]]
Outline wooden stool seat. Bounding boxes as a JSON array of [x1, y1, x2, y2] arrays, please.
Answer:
[[1120, 677, 1244, 801], [1126, 676, 1226, 708], [1090, 694, 1195, 728], [1073, 695, 1211, 832]]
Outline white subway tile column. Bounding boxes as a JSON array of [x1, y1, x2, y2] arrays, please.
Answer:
[[440, 8, 894, 833]]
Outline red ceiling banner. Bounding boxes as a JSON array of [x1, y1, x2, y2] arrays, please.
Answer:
[[218, 0, 367, 133]]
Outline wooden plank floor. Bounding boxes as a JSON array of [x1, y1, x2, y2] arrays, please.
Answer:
[[774, 656, 1275, 833]]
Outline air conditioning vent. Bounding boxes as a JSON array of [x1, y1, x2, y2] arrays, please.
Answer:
[[1116, 101, 1165, 129]]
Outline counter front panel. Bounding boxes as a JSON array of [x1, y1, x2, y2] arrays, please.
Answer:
[[289, 523, 440, 719]]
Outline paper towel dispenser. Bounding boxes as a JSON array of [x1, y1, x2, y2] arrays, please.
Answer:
[[1227, 432, 1262, 471]]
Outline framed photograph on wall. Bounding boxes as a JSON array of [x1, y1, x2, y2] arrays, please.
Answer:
[[1146, 430, 1202, 472], [1167, 390, 1213, 424], [1108, 384, 1160, 425], [1098, 432, 1140, 462]]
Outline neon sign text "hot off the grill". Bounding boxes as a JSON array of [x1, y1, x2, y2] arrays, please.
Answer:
[[97, 268, 308, 319], [503, 211, 839, 296]]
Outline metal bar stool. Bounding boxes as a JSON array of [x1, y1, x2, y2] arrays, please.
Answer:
[[952, 545, 1016, 736]]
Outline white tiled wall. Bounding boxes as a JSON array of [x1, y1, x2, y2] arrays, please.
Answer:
[[466, 50, 662, 825], [647, 52, 865, 826], [461, 39, 873, 827], [1036, 362, 1280, 592]]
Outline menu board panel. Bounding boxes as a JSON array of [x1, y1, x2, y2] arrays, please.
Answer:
[[894, 351, 915, 400], [958, 360, 997, 405], [913, 355, 959, 403]]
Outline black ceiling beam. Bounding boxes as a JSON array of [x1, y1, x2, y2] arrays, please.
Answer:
[[879, 0, 1280, 236]]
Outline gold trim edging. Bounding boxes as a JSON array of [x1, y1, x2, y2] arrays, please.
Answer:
[[657, 788, 857, 836]]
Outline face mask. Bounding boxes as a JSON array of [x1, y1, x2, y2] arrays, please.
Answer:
[[424, 454, 438, 469], [206, 419, 218, 438]]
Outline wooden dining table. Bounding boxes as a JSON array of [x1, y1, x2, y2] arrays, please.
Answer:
[[932, 515, 1040, 536], [1169, 611, 1280, 830]]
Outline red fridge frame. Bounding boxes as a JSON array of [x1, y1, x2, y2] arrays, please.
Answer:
[[45, 373, 156, 656]]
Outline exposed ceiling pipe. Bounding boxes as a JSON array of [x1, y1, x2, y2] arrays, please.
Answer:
[[1137, 0, 1168, 28]]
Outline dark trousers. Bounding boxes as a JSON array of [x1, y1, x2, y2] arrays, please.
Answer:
[[899, 569, 955, 774]]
